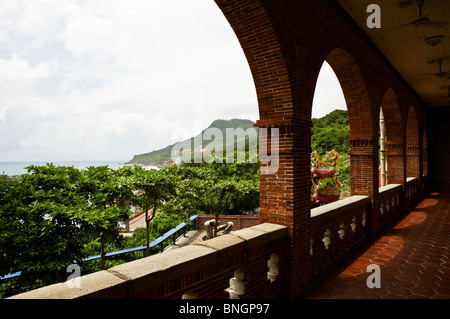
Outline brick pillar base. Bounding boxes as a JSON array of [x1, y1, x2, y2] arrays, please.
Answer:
[[386, 143, 406, 186], [407, 152, 420, 178], [349, 138, 380, 237]]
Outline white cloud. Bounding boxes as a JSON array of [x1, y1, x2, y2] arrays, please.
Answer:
[[62, 10, 117, 58], [0, 55, 51, 92], [0, 0, 344, 163]]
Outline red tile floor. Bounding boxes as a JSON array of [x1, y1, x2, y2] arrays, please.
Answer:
[[302, 192, 450, 299]]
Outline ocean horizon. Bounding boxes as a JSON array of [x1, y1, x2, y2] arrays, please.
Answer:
[[0, 160, 159, 177]]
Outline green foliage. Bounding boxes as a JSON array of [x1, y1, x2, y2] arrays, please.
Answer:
[[311, 110, 351, 196], [129, 165, 179, 256], [311, 109, 350, 156], [169, 161, 259, 237], [0, 164, 134, 297], [0, 160, 259, 297], [170, 161, 260, 215], [79, 213, 185, 274]]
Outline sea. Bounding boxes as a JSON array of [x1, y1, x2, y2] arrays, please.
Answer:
[[0, 160, 159, 177]]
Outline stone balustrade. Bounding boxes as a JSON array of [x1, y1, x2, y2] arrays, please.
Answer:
[[310, 195, 371, 273], [9, 223, 289, 299], [378, 183, 402, 228], [406, 177, 419, 209]]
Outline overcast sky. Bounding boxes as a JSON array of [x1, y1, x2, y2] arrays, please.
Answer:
[[0, 0, 346, 162]]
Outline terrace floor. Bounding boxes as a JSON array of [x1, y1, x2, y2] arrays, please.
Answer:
[[301, 192, 450, 299]]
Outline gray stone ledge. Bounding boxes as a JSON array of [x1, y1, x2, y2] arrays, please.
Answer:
[[379, 183, 402, 194], [9, 270, 128, 299], [311, 195, 370, 222], [109, 244, 217, 295]]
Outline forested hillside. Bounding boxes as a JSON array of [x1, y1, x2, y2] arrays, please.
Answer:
[[311, 109, 350, 156]]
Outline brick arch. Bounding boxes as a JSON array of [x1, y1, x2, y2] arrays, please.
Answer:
[[320, 48, 377, 198], [406, 106, 420, 178], [324, 48, 373, 140], [380, 88, 403, 145], [214, 0, 294, 125], [380, 88, 405, 185], [214, 0, 300, 227]]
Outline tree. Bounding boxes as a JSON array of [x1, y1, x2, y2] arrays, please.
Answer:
[[0, 164, 91, 289], [0, 161, 260, 297], [177, 162, 259, 238], [131, 166, 176, 256], [75, 166, 134, 269], [0, 164, 135, 297]]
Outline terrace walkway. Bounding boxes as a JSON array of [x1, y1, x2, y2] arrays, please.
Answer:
[[301, 192, 450, 299]]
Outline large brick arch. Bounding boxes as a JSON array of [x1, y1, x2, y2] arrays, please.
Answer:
[[406, 106, 420, 178], [214, 0, 294, 124], [381, 88, 405, 185], [213, 0, 302, 222], [309, 17, 382, 203]]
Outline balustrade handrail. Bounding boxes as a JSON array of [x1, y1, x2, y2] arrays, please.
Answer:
[[310, 195, 370, 220], [0, 215, 198, 281], [379, 183, 402, 193]]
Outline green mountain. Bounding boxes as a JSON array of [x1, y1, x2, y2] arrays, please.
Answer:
[[127, 119, 257, 166], [311, 109, 350, 156], [127, 111, 350, 167]]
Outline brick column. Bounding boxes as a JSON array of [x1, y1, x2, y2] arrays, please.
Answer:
[[349, 138, 380, 236], [256, 118, 312, 298], [407, 146, 420, 178], [386, 143, 406, 186]]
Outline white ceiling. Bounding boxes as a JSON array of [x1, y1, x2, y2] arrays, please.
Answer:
[[338, 0, 450, 108]]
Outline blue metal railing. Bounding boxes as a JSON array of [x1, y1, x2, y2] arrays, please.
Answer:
[[81, 214, 198, 261], [0, 215, 198, 281]]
